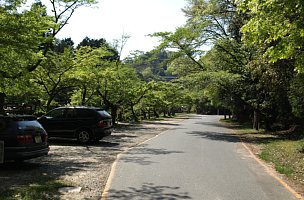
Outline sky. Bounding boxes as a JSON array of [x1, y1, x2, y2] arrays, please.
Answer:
[[56, 0, 188, 58]]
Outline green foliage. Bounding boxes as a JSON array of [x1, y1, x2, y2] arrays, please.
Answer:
[[0, 1, 55, 78], [77, 37, 119, 61], [125, 50, 171, 80], [150, 25, 207, 70], [31, 49, 76, 111], [289, 73, 304, 119], [239, 0, 304, 72], [54, 38, 74, 53]]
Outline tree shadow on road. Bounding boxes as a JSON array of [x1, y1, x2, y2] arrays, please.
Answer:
[[120, 145, 184, 166], [107, 182, 192, 199], [187, 131, 281, 145], [194, 121, 231, 129]]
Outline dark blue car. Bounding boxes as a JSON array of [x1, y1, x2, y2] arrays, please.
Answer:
[[38, 106, 113, 144], [0, 115, 49, 162]]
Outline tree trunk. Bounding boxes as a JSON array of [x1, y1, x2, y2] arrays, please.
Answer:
[[148, 108, 151, 119], [81, 86, 87, 105], [163, 110, 166, 118], [141, 109, 147, 119], [130, 104, 138, 122], [253, 109, 260, 131], [153, 108, 159, 118], [111, 106, 118, 126]]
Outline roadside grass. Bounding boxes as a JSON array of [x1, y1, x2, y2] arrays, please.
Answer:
[[259, 140, 304, 179], [0, 178, 72, 200], [221, 119, 304, 190]]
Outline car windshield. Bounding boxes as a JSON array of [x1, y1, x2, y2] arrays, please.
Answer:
[[45, 109, 66, 118]]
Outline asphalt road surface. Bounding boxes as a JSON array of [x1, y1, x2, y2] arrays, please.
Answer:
[[104, 115, 298, 200]]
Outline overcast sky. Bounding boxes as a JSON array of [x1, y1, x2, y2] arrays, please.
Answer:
[[56, 0, 188, 58]]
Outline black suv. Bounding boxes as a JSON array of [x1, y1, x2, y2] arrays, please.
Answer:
[[0, 115, 49, 162], [38, 107, 113, 143]]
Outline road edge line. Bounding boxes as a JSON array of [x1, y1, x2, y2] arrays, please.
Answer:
[[241, 142, 303, 200]]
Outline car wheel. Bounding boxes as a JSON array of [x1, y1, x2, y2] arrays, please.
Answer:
[[77, 129, 92, 144]]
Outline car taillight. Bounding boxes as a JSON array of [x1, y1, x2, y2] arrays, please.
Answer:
[[17, 135, 33, 145], [98, 120, 109, 128]]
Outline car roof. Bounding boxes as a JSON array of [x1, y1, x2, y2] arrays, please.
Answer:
[[53, 106, 104, 110], [0, 115, 37, 121]]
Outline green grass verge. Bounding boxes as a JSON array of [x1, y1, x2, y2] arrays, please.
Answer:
[[0, 178, 72, 200], [259, 140, 304, 178], [222, 119, 304, 187]]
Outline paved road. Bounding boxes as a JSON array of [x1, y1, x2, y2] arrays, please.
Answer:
[[104, 115, 298, 200]]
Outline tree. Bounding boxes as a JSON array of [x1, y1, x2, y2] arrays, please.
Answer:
[[77, 37, 119, 61], [69, 45, 115, 106], [95, 63, 143, 125], [31, 49, 76, 111], [54, 38, 74, 53], [0, 0, 97, 113], [125, 50, 171, 81], [237, 0, 304, 129], [0, 1, 54, 79], [238, 0, 304, 72]]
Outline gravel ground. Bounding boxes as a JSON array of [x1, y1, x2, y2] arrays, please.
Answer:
[[0, 115, 188, 200]]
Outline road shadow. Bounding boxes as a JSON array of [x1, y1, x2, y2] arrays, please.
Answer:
[[115, 121, 180, 131], [194, 121, 232, 129], [108, 182, 192, 199], [120, 145, 184, 166], [187, 131, 282, 144], [48, 138, 120, 147], [49, 133, 149, 148], [188, 131, 240, 143], [140, 121, 181, 127]]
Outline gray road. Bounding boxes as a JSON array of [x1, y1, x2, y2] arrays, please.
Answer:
[[105, 115, 298, 200]]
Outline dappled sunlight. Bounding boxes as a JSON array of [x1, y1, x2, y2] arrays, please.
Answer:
[[120, 146, 184, 166], [108, 182, 192, 199]]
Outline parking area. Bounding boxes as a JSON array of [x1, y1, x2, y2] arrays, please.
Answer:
[[0, 117, 186, 199]]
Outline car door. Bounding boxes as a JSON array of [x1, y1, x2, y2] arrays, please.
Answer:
[[63, 108, 79, 137], [39, 108, 69, 137]]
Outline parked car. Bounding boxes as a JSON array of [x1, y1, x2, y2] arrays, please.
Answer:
[[38, 106, 113, 143], [0, 115, 49, 162]]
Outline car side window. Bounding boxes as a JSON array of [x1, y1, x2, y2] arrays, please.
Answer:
[[76, 109, 95, 118], [46, 109, 66, 119], [65, 108, 75, 118]]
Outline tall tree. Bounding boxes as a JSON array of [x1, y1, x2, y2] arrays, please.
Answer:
[[0, 0, 97, 113], [31, 49, 76, 111], [238, 0, 304, 72]]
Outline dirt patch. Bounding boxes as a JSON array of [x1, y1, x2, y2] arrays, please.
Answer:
[[0, 115, 188, 199]]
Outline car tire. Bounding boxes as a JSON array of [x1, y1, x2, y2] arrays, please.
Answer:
[[77, 129, 92, 144]]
